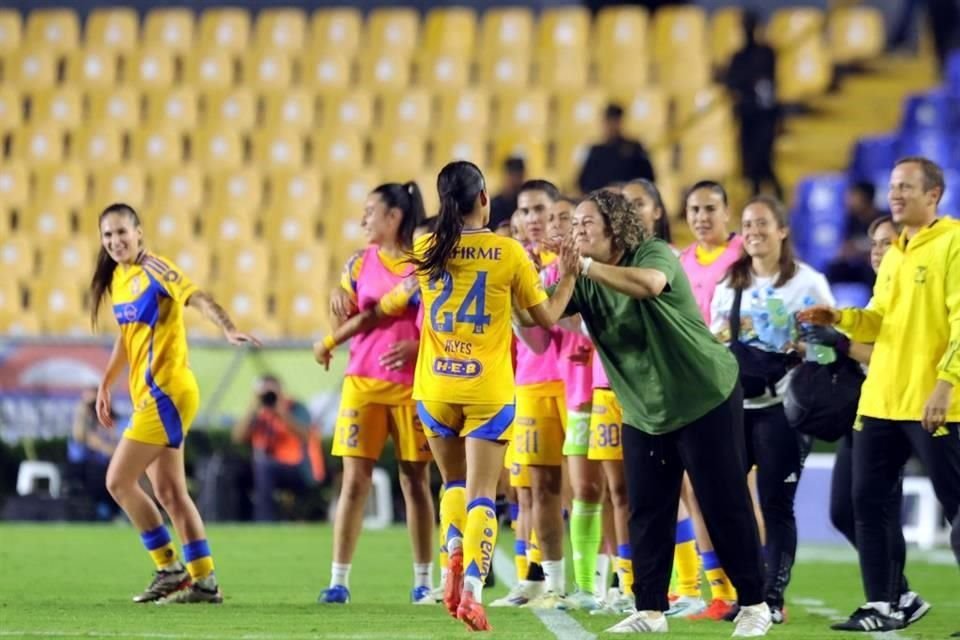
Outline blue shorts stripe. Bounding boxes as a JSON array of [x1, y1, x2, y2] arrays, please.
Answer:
[[140, 526, 171, 551], [416, 402, 457, 438], [467, 403, 514, 441], [183, 539, 212, 562]]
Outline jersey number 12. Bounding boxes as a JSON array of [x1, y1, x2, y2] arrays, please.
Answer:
[[430, 271, 491, 334]]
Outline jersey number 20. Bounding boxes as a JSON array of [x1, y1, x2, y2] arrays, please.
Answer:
[[429, 271, 491, 334]]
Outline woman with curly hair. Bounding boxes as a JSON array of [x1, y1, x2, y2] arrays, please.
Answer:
[[526, 190, 771, 636]]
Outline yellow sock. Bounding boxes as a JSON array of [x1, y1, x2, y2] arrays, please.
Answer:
[[515, 540, 529, 581], [463, 497, 499, 600], [674, 518, 701, 597], [183, 539, 215, 581], [527, 529, 542, 565], [702, 551, 736, 602], [616, 545, 634, 597], [140, 525, 178, 570], [440, 481, 467, 555]]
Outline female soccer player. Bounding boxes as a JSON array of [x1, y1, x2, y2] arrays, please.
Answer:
[[709, 196, 835, 622], [91, 203, 260, 604], [317, 182, 438, 605]]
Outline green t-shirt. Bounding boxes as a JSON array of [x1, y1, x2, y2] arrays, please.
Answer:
[[559, 239, 739, 435]]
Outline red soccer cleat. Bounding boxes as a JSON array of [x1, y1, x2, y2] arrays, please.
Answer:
[[444, 548, 464, 618], [457, 591, 492, 631], [689, 598, 736, 621]]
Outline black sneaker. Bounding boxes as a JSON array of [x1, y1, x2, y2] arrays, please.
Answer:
[[898, 592, 931, 626], [133, 569, 190, 603], [831, 605, 904, 632], [157, 582, 223, 604]]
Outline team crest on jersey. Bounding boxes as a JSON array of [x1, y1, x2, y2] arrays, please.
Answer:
[[123, 304, 138, 321], [914, 265, 928, 284], [130, 275, 143, 295]]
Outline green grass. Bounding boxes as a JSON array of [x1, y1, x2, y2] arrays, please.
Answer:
[[0, 524, 955, 639]]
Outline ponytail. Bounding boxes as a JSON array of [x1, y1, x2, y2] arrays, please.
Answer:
[[371, 180, 427, 249], [90, 203, 141, 329]]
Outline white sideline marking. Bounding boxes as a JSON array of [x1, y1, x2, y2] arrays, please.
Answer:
[[492, 547, 597, 640], [796, 546, 954, 566], [0, 633, 424, 640]]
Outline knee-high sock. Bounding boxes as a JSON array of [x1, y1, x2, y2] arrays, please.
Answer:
[[570, 499, 603, 593], [617, 544, 634, 597], [673, 517, 701, 597], [463, 497, 498, 603], [441, 481, 467, 555], [140, 525, 179, 571], [702, 550, 737, 602]]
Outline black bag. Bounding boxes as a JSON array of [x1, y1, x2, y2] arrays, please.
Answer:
[[728, 288, 797, 399], [784, 355, 865, 442]]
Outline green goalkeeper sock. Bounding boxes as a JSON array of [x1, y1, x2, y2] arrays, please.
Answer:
[[570, 499, 603, 593]]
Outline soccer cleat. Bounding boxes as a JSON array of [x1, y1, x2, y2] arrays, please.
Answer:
[[899, 591, 931, 626], [666, 595, 707, 617], [444, 548, 464, 617], [557, 590, 603, 611], [522, 590, 567, 609], [411, 585, 436, 604], [731, 603, 772, 637], [689, 598, 736, 621], [590, 594, 637, 616], [456, 591, 491, 631], [428, 585, 444, 603], [157, 583, 223, 604], [132, 569, 190, 603], [489, 581, 544, 607], [317, 585, 350, 604], [605, 610, 669, 633], [830, 605, 904, 632], [770, 606, 787, 624]]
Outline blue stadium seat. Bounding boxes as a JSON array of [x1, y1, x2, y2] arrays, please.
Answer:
[[896, 130, 954, 168], [899, 89, 960, 133], [790, 174, 848, 272], [939, 168, 960, 218], [831, 282, 871, 309], [946, 50, 960, 96], [848, 134, 897, 181]]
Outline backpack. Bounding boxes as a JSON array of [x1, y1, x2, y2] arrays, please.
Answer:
[[784, 356, 865, 442]]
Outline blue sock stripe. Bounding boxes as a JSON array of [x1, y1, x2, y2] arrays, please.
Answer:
[[617, 544, 631, 559], [702, 550, 721, 570], [509, 502, 519, 521], [465, 560, 483, 579], [675, 518, 696, 543], [447, 524, 463, 542], [183, 539, 211, 563], [140, 526, 171, 551], [515, 540, 527, 556], [467, 497, 496, 512], [445, 480, 466, 490]]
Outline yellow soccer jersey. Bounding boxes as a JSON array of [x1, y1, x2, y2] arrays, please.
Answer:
[[381, 229, 547, 405], [111, 252, 199, 410], [340, 248, 409, 301]]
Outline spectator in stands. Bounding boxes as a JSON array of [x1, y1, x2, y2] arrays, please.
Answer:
[[826, 181, 885, 286], [889, 0, 960, 74], [488, 156, 526, 234], [724, 11, 782, 199], [67, 386, 120, 519], [577, 103, 655, 195], [232, 374, 318, 522]]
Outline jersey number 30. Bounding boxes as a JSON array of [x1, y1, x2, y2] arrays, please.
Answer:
[[430, 271, 491, 334]]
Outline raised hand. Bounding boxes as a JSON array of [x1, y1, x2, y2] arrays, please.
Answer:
[[558, 234, 580, 279], [96, 384, 114, 428], [796, 304, 841, 326], [225, 329, 263, 347], [330, 287, 358, 321], [379, 339, 418, 371], [312, 340, 333, 371]]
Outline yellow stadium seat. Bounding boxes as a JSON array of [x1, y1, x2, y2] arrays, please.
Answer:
[[310, 129, 366, 173], [200, 88, 256, 130], [416, 52, 470, 89], [372, 134, 427, 182], [478, 52, 531, 90], [131, 126, 185, 169], [0, 313, 42, 336], [768, 8, 825, 50], [213, 287, 280, 339], [25, 9, 80, 55], [149, 166, 204, 210], [262, 89, 316, 131], [491, 133, 546, 177], [300, 50, 352, 91], [431, 130, 488, 167], [829, 7, 884, 64], [709, 6, 744, 70], [777, 38, 832, 102], [359, 50, 412, 90], [554, 90, 607, 139], [64, 48, 119, 89], [144, 204, 197, 249], [366, 8, 419, 53], [324, 170, 380, 234], [38, 239, 93, 285], [215, 243, 270, 288], [479, 7, 533, 55], [161, 240, 212, 287], [0, 162, 29, 210], [0, 278, 24, 324], [320, 91, 374, 130], [86, 8, 138, 52], [422, 7, 477, 56], [86, 88, 140, 128], [31, 281, 86, 335], [261, 203, 320, 247], [76, 203, 104, 237], [0, 10, 22, 54], [493, 91, 549, 136], [191, 127, 245, 168], [71, 124, 124, 165], [614, 88, 669, 146], [537, 6, 590, 56], [278, 288, 328, 338], [33, 165, 87, 208], [91, 166, 146, 208], [29, 88, 82, 129], [143, 9, 195, 53], [552, 134, 593, 188], [275, 245, 332, 292], [8, 49, 57, 90], [144, 88, 198, 131], [413, 174, 440, 218], [198, 8, 251, 53], [593, 6, 649, 55], [436, 89, 490, 131], [201, 207, 256, 247], [674, 85, 733, 131], [252, 129, 306, 169], [310, 8, 362, 56], [0, 87, 22, 129], [536, 51, 589, 89], [0, 236, 33, 284], [184, 49, 236, 89], [241, 50, 293, 90], [12, 124, 64, 166], [595, 54, 651, 94], [680, 131, 736, 183], [208, 168, 264, 217], [652, 6, 707, 63], [254, 8, 306, 53], [124, 49, 177, 89], [378, 89, 432, 134], [21, 201, 72, 241], [266, 169, 322, 211]]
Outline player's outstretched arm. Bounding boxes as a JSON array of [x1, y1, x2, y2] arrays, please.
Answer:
[[517, 236, 579, 328], [187, 291, 262, 347], [581, 261, 667, 300]]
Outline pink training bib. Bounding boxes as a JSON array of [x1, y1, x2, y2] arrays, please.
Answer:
[[678, 234, 744, 324], [592, 350, 610, 389]]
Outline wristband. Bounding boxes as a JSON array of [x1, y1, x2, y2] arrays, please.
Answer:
[[579, 256, 594, 276], [322, 335, 337, 351]]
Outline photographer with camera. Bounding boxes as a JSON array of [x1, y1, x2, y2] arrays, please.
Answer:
[[232, 374, 317, 522]]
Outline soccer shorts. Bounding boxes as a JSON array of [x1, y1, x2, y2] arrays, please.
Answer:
[[588, 388, 623, 462], [332, 376, 430, 462], [504, 446, 531, 488], [416, 401, 514, 442], [562, 409, 592, 457], [124, 383, 199, 449], [514, 385, 567, 467]]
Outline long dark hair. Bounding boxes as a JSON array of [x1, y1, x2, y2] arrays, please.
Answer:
[[413, 161, 485, 283], [627, 178, 672, 243], [371, 181, 426, 249], [726, 195, 798, 290], [90, 203, 141, 328]]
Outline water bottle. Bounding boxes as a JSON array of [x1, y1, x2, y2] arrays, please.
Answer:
[[801, 295, 837, 364], [765, 287, 792, 349]]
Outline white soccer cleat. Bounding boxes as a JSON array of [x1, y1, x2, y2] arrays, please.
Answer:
[[558, 590, 603, 611], [666, 595, 707, 617], [522, 590, 567, 609], [732, 603, 773, 637], [605, 610, 668, 633], [489, 581, 544, 607]]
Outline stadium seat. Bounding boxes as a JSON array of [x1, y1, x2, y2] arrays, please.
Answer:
[[311, 129, 366, 173], [422, 7, 477, 58], [614, 88, 669, 146], [201, 207, 257, 247], [0, 277, 24, 329], [708, 6, 744, 69], [946, 51, 960, 97], [278, 288, 328, 338], [552, 135, 592, 187], [91, 166, 146, 209], [831, 282, 871, 309], [71, 124, 124, 165], [478, 52, 531, 90], [254, 8, 306, 53], [0, 87, 22, 129], [7, 49, 57, 90], [262, 89, 316, 132], [310, 8, 362, 57], [20, 201, 72, 241], [324, 170, 380, 235], [38, 240, 93, 288], [64, 48, 119, 89], [200, 88, 256, 130], [145, 204, 197, 248], [554, 90, 606, 139], [651, 6, 707, 74], [12, 124, 64, 166], [33, 164, 87, 208], [198, 8, 251, 54], [777, 38, 832, 102], [218, 283, 274, 334], [275, 245, 332, 291], [29, 88, 83, 129], [144, 88, 199, 131], [131, 126, 185, 169], [359, 50, 412, 90], [768, 7, 825, 51], [537, 51, 589, 89], [378, 90, 432, 134], [829, 6, 884, 64], [479, 7, 533, 56], [143, 8, 195, 53], [241, 50, 293, 90], [86, 88, 140, 129], [0, 236, 33, 284], [252, 129, 306, 169], [595, 50, 651, 94], [191, 127, 245, 169], [537, 6, 590, 57], [899, 89, 960, 133], [0, 10, 22, 54], [435, 89, 490, 131], [790, 174, 848, 271], [184, 49, 236, 89], [430, 130, 488, 167], [266, 169, 322, 211], [123, 49, 177, 89], [416, 52, 470, 89], [415, 175, 440, 218], [0, 162, 29, 211], [153, 238, 211, 285], [215, 243, 270, 289], [847, 133, 897, 181], [85, 8, 138, 53], [679, 131, 736, 183], [30, 281, 86, 335], [593, 6, 649, 59], [491, 133, 547, 178], [208, 168, 264, 217], [25, 9, 80, 56], [320, 91, 374, 130], [300, 50, 352, 91], [493, 90, 549, 136], [896, 130, 953, 168], [372, 133, 427, 182], [262, 203, 320, 247], [366, 8, 419, 53], [674, 85, 735, 134], [149, 166, 204, 210], [940, 169, 960, 218]]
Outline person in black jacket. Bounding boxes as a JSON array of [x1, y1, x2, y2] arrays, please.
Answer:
[[577, 103, 655, 195]]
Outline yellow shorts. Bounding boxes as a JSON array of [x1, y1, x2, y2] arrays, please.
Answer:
[[124, 385, 199, 449], [514, 385, 567, 467], [504, 446, 531, 488], [332, 376, 430, 462], [416, 401, 514, 441], [588, 388, 623, 461]]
